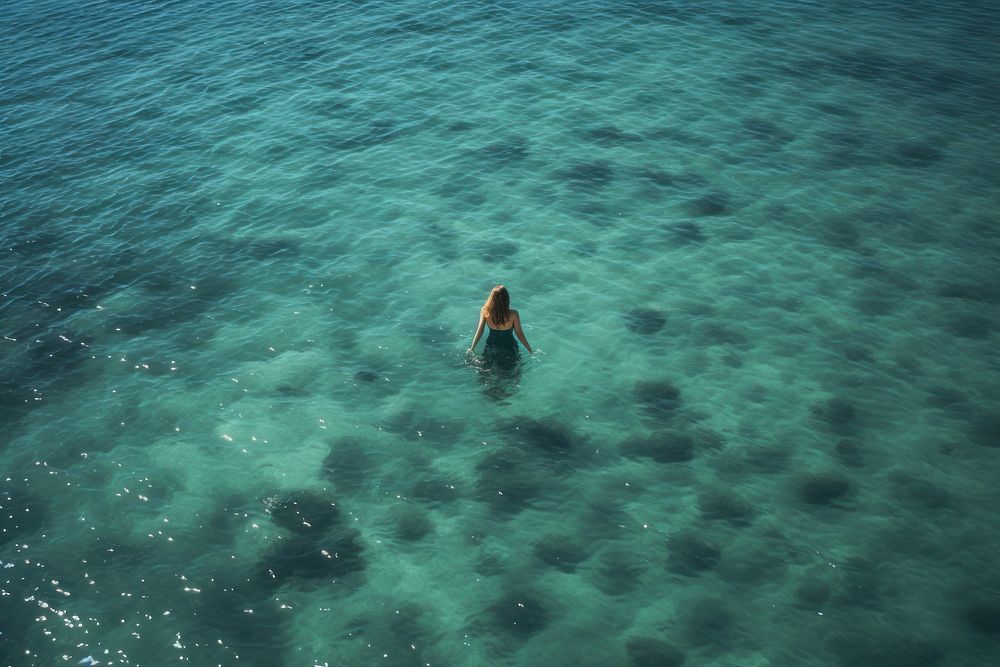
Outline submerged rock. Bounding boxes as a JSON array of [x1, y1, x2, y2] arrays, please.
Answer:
[[797, 474, 850, 505], [634, 380, 684, 419], [621, 433, 694, 463], [486, 590, 550, 638], [533, 534, 589, 573], [624, 308, 667, 334], [626, 637, 686, 666], [666, 531, 721, 575]]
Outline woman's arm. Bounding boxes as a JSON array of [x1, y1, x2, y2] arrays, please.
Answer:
[[512, 311, 532, 354], [469, 314, 486, 352]]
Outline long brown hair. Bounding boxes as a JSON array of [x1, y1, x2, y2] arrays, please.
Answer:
[[482, 285, 511, 327]]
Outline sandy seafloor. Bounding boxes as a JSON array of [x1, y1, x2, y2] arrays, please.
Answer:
[[2, 0, 1000, 665]]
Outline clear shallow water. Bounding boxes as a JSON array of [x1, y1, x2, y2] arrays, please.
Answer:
[[2, 0, 1000, 664]]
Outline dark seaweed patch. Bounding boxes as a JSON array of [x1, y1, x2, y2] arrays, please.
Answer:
[[447, 119, 477, 132], [558, 161, 615, 189], [583, 125, 643, 145], [834, 439, 865, 467], [698, 322, 749, 347], [594, 549, 645, 595], [969, 413, 1000, 448], [811, 397, 858, 429], [698, 490, 754, 524], [626, 637, 686, 667], [946, 313, 992, 339], [410, 477, 461, 503], [323, 438, 373, 493], [265, 490, 341, 535], [486, 590, 550, 638], [621, 433, 694, 463], [638, 169, 707, 188], [634, 379, 684, 419], [966, 604, 1000, 635], [476, 446, 546, 514], [259, 489, 364, 582], [477, 136, 529, 163], [935, 282, 1000, 304], [683, 598, 734, 647], [332, 119, 402, 151], [797, 473, 849, 505], [666, 531, 720, 575], [624, 308, 666, 334], [685, 191, 730, 216], [533, 534, 589, 573], [258, 529, 364, 581], [246, 238, 300, 259], [393, 505, 432, 541], [0, 488, 48, 546], [890, 141, 943, 167], [826, 631, 944, 666], [890, 474, 951, 510], [742, 117, 794, 144], [669, 221, 707, 244], [24, 331, 93, 382], [795, 579, 831, 606], [478, 240, 519, 262], [506, 418, 579, 457]]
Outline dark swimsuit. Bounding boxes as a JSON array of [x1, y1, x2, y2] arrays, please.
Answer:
[[484, 325, 520, 368]]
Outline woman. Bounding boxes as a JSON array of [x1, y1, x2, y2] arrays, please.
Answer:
[[469, 285, 532, 357]]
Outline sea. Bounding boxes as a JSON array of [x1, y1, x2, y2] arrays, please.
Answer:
[[2, 0, 999, 665]]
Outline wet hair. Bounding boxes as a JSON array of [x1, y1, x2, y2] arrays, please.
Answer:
[[482, 285, 511, 327]]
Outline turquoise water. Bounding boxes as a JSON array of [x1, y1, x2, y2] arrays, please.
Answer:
[[3, 0, 1000, 664]]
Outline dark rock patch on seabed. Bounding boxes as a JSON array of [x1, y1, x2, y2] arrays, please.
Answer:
[[265, 490, 342, 535], [621, 432, 694, 463], [323, 438, 373, 493], [835, 439, 865, 467], [594, 549, 646, 595], [683, 598, 735, 646], [583, 125, 643, 145], [0, 488, 49, 545], [935, 281, 1000, 304], [946, 312, 992, 339], [476, 446, 547, 514], [742, 117, 795, 145], [634, 379, 684, 419], [624, 308, 666, 334], [890, 474, 951, 510], [504, 417, 579, 457], [533, 534, 589, 573], [626, 637, 686, 667], [393, 505, 433, 541], [811, 397, 858, 430], [685, 191, 731, 216], [890, 141, 943, 167], [331, 119, 402, 151], [410, 476, 461, 503], [968, 413, 1000, 448], [669, 221, 707, 244], [825, 630, 944, 666], [477, 136, 530, 163], [486, 590, 550, 638], [258, 490, 365, 582], [478, 240, 519, 262], [966, 604, 1000, 635], [558, 160, 615, 189], [246, 238, 300, 259], [796, 473, 850, 505], [666, 531, 721, 575], [698, 490, 754, 524]]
